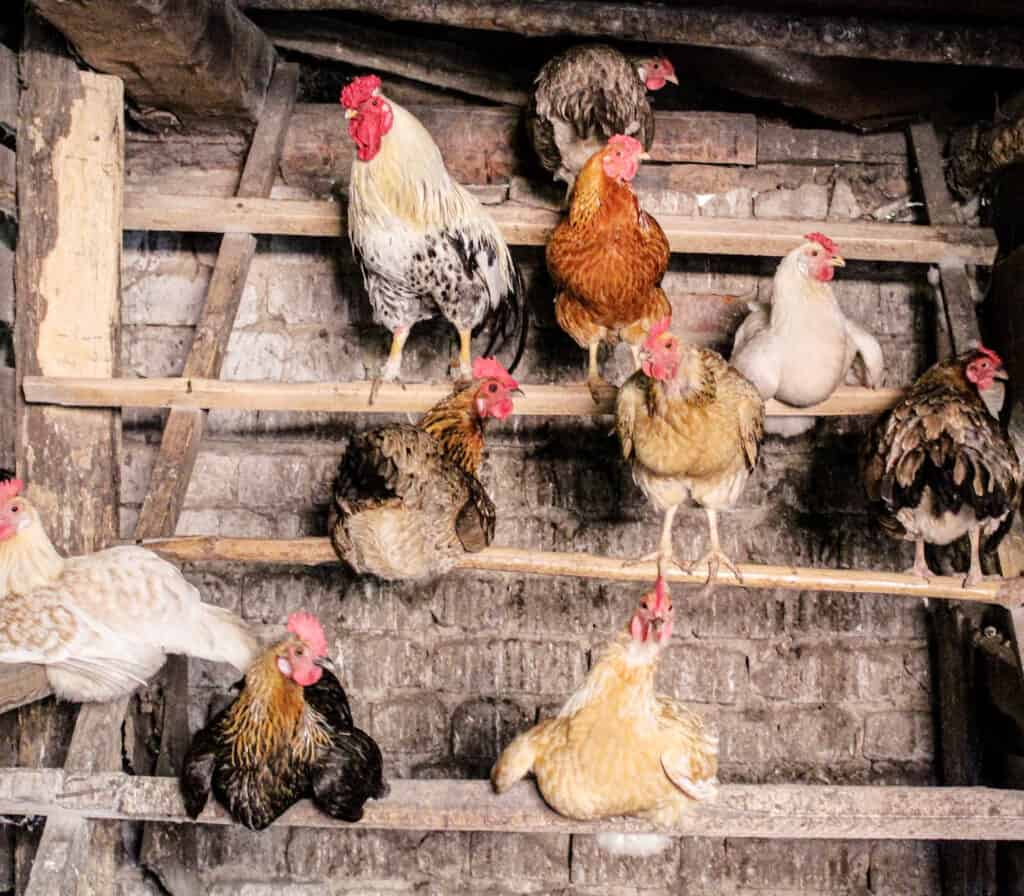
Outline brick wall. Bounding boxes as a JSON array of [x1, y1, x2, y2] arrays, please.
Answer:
[[127, 124, 943, 894]]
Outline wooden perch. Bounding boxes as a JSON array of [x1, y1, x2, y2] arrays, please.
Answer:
[[1, 768, 1023, 840], [21, 377, 904, 419], [122, 193, 997, 264], [236, 0, 1024, 70], [264, 16, 529, 106], [139, 539, 1023, 607], [0, 667, 52, 717]]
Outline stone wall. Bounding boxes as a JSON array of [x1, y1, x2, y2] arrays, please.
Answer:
[[123, 122, 943, 894]]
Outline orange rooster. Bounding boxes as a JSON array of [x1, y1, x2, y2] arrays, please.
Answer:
[[492, 577, 717, 855], [547, 134, 671, 398], [616, 318, 765, 582]]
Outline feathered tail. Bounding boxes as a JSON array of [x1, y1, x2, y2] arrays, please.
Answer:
[[175, 603, 261, 673], [478, 256, 528, 375]]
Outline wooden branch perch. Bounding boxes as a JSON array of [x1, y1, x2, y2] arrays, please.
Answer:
[[122, 194, 997, 264], [2, 768, 1023, 840], [236, 0, 1024, 70], [140, 539, 1022, 607], [21, 377, 904, 419]]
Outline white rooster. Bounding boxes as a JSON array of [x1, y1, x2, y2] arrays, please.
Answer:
[[0, 477, 259, 703], [730, 232, 884, 437]]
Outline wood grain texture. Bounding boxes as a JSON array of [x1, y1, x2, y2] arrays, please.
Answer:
[[0, 667, 52, 718], [138, 538, 1024, 606], [122, 193, 997, 263], [22, 377, 905, 419], [236, 0, 1024, 69], [0, 44, 16, 138], [1, 769, 1023, 839]]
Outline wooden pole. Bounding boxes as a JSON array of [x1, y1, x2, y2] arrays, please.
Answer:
[[14, 14, 124, 894]]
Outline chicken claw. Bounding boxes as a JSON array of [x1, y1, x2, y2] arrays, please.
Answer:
[[903, 538, 934, 582], [686, 549, 744, 586], [587, 375, 610, 405], [622, 549, 686, 578]]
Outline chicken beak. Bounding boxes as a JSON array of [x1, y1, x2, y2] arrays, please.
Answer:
[[665, 73, 679, 85], [994, 368, 1009, 381], [638, 151, 652, 161], [344, 109, 358, 120], [512, 387, 525, 397], [315, 656, 337, 671], [829, 256, 846, 268]]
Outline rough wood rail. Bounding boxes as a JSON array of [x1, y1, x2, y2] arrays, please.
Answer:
[[22, 378, 904, 418], [142, 538, 1024, 607], [122, 193, 998, 264], [2, 769, 1023, 840]]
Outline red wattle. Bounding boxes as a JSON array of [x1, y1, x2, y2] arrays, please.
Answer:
[[645, 75, 667, 90]]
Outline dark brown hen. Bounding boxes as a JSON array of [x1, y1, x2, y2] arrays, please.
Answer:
[[862, 348, 1021, 585]]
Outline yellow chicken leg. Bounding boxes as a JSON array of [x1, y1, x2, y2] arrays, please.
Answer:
[[452, 327, 473, 381], [370, 327, 410, 405], [688, 509, 743, 585], [586, 341, 609, 404], [623, 504, 686, 577]]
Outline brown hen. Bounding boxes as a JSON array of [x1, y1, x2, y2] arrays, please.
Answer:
[[616, 319, 764, 582], [330, 358, 520, 580], [547, 134, 671, 397], [862, 347, 1021, 585]]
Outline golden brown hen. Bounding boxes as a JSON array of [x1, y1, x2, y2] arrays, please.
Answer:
[[492, 577, 717, 856], [330, 358, 520, 580], [616, 318, 765, 582], [862, 347, 1021, 585], [547, 134, 671, 397]]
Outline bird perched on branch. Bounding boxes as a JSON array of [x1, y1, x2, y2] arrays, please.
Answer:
[[547, 134, 671, 398], [528, 44, 678, 195], [862, 347, 1021, 586], [342, 74, 527, 387], [330, 357, 521, 580], [492, 577, 717, 856], [0, 477, 258, 703], [181, 612, 386, 831], [730, 232, 884, 438], [616, 318, 765, 582]]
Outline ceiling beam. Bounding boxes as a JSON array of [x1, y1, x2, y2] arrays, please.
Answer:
[[31, 0, 276, 126], [237, 0, 1024, 69]]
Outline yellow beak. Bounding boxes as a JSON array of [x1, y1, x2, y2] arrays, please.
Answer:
[[638, 151, 652, 161], [829, 256, 846, 268], [345, 109, 358, 120], [665, 73, 679, 85]]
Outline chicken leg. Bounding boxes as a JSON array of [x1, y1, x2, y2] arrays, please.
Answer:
[[964, 525, 984, 588], [623, 504, 685, 576], [453, 327, 473, 381], [905, 538, 935, 581], [370, 327, 410, 405], [688, 509, 743, 585], [586, 341, 609, 404]]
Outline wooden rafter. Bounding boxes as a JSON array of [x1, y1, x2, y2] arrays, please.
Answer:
[[236, 0, 1024, 70], [122, 194, 997, 264], [21, 378, 904, 420], [139, 539, 1024, 607], [1, 770, 1024, 840]]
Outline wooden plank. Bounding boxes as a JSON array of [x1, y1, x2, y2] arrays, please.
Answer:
[[0, 667, 52, 718], [121, 193, 998, 264], [238, 0, 1024, 69], [15, 15, 125, 894], [1, 770, 1024, 840], [33, 0, 274, 126], [758, 124, 907, 165], [0, 146, 14, 218], [0, 44, 16, 138], [22, 377, 905, 419], [138, 538, 1024, 607]]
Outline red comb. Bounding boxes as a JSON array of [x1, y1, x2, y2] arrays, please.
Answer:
[[804, 232, 838, 255], [472, 356, 518, 390], [341, 74, 381, 110], [652, 576, 669, 611], [0, 478, 23, 502], [607, 134, 644, 155], [286, 612, 328, 658], [976, 346, 1004, 367], [642, 316, 673, 350]]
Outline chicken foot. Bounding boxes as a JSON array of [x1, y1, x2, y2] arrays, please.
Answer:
[[904, 538, 935, 581], [623, 505, 686, 577], [586, 341, 610, 404], [369, 327, 410, 405], [687, 509, 743, 586], [451, 327, 474, 381]]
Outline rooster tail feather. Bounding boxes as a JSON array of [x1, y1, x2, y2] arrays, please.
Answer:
[[478, 256, 528, 374], [596, 833, 673, 857], [180, 604, 261, 673]]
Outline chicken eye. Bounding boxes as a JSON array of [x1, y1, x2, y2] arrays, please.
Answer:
[[9, 505, 18, 513], [295, 646, 306, 657], [487, 383, 499, 393]]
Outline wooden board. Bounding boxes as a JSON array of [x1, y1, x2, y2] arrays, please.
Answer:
[[1, 769, 1024, 840], [0, 44, 15, 139], [22, 377, 905, 419], [122, 193, 998, 264], [139, 538, 1024, 607]]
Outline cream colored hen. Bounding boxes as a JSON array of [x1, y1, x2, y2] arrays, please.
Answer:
[[492, 577, 717, 856], [731, 232, 883, 437]]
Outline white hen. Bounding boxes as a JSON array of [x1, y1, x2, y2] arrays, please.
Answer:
[[730, 232, 883, 437]]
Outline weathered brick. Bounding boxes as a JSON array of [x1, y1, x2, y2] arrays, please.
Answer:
[[222, 331, 288, 381], [268, 270, 347, 326], [337, 635, 430, 694], [728, 839, 870, 892], [754, 183, 830, 220], [184, 452, 240, 507], [863, 711, 934, 761], [699, 187, 754, 218], [827, 178, 862, 220], [570, 834, 683, 888], [868, 842, 941, 895], [123, 325, 192, 378], [451, 698, 533, 769], [237, 454, 312, 509], [661, 642, 749, 704], [469, 832, 569, 884], [371, 694, 447, 754]]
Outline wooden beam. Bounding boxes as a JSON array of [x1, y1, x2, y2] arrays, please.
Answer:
[[1, 770, 1023, 840], [21, 377, 905, 419], [122, 193, 998, 264], [32, 0, 275, 126], [139, 539, 1024, 607], [263, 16, 529, 106], [0, 44, 16, 139], [15, 15, 125, 893], [0, 667, 52, 718], [236, 0, 1024, 70]]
